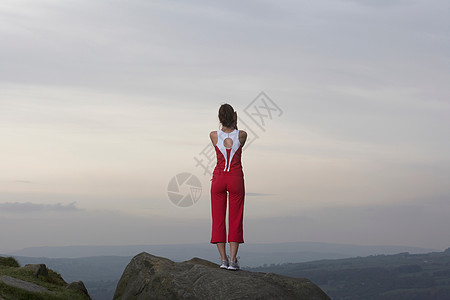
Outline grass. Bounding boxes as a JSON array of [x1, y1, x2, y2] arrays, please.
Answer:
[[0, 257, 19, 268], [0, 257, 90, 300]]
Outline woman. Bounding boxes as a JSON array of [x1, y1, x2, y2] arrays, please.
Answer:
[[210, 103, 247, 270]]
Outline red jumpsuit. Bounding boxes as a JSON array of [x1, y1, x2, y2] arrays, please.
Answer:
[[210, 129, 245, 244]]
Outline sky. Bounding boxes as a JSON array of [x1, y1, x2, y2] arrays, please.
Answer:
[[0, 0, 449, 253]]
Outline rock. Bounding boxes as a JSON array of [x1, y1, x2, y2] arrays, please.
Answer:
[[114, 252, 331, 300], [67, 280, 92, 300], [0, 275, 49, 293], [22, 264, 49, 277]]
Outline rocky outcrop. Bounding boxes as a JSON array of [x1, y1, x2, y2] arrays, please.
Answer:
[[114, 252, 331, 300], [0, 258, 92, 300], [21, 264, 49, 277], [66, 280, 91, 299]]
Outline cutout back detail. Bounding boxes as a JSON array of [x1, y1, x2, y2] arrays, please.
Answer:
[[223, 137, 233, 149], [215, 129, 241, 172]]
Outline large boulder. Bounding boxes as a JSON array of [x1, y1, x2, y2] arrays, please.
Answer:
[[114, 252, 330, 300], [22, 264, 49, 277]]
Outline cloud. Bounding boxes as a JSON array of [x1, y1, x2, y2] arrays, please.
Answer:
[[0, 202, 83, 213], [0, 0, 448, 254], [1, 0, 447, 96], [244, 196, 450, 251], [0, 196, 449, 254]]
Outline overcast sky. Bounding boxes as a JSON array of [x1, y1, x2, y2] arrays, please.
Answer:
[[1, 0, 449, 253]]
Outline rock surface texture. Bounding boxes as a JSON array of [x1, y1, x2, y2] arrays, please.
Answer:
[[114, 252, 331, 300], [21, 264, 49, 277], [0, 275, 49, 292], [67, 280, 91, 299]]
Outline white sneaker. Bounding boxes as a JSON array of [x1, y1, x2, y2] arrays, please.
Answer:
[[227, 257, 240, 271], [219, 259, 229, 269]]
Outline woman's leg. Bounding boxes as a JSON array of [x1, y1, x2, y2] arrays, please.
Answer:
[[210, 175, 227, 250], [228, 175, 244, 264], [216, 242, 228, 261], [230, 242, 239, 262], [227, 175, 245, 244]]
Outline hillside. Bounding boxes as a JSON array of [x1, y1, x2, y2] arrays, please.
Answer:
[[0, 256, 91, 300], [12, 256, 131, 300], [247, 248, 450, 300]]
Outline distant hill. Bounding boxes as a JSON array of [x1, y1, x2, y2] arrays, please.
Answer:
[[247, 248, 450, 300], [5, 241, 438, 266]]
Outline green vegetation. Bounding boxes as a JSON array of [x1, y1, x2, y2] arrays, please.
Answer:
[[0, 257, 89, 300], [0, 281, 85, 300], [248, 249, 450, 300], [0, 257, 20, 268]]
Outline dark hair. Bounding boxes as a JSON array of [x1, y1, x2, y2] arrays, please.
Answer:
[[218, 104, 237, 129]]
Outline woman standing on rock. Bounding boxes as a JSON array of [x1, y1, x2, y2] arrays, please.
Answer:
[[210, 103, 247, 271]]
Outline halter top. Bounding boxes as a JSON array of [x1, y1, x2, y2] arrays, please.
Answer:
[[213, 129, 243, 176]]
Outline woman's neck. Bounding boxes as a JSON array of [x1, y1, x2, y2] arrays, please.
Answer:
[[221, 126, 235, 133]]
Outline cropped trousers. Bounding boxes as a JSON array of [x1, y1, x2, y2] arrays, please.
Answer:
[[210, 172, 245, 244]]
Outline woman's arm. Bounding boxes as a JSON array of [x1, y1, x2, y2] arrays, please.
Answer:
[[239, 130, 247, 146], [210, 131, 218, 146]]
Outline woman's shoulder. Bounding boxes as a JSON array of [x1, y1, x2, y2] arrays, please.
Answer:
[[238, 130, 247, 138], [210, 131, 218, 144]]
